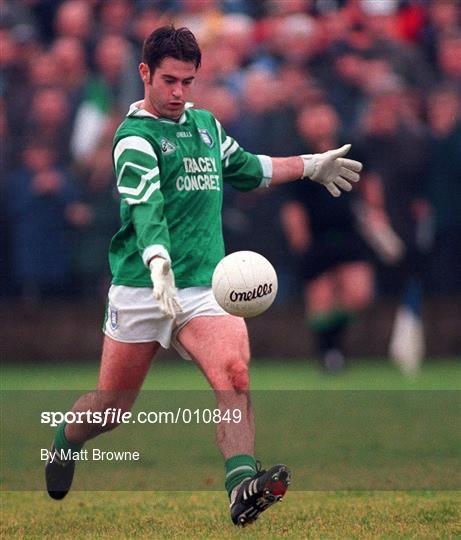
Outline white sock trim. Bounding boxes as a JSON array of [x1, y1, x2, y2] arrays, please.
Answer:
[[225, 465, 255, 479]]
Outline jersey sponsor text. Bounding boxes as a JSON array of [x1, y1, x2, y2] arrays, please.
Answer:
[[176, 174, 220, 191], [183, 157, 218, 173]]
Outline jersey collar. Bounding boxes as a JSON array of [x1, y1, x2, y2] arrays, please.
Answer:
[[127, 100, 193, 124]]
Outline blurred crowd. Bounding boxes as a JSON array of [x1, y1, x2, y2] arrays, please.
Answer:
[[1, 0, 460, 301]]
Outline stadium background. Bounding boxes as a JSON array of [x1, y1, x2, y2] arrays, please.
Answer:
[[1, 0, 460, 360]]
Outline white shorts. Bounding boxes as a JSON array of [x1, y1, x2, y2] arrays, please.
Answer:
[[103, 285, 227, 359]]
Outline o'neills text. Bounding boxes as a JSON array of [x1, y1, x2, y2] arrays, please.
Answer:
[[229, 283, 273, 302]]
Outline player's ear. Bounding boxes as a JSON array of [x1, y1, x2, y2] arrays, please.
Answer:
[[139, 63, 150, 84]]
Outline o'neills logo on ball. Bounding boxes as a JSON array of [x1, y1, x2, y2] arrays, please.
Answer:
[[229, 283, 273, 302]]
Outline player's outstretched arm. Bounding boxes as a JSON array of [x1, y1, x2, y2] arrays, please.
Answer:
[[270, 144, 363, 197], [149, 257, 183, 319]]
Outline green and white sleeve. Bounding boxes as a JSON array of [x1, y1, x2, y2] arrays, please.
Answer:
[[113, 135, 171, 265], [215, 119, 272, 191]]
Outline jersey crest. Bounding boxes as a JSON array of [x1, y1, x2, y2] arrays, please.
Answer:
[[109, 306, 118, 330], [160, 137, 177, 155], [198, 128, 214, 148]]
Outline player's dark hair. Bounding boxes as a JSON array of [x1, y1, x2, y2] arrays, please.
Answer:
[[142, 26, 201, 78]]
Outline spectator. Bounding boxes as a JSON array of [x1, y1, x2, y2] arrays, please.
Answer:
[[435, 32, 461, 94], [7, 141, 88, 299], [71, 115, 121, 297], [53, 0, 94, 44], [352, 1, 434, 90], [425, 86, 461, 293], [256, 13, 320, 73], [263, 0, 313, 17], [131, 6, 168, 47], [0, 28, 29, 169], [70, 34, 138, 164], [50, 37, 89, 116], [98, 0, 134, 37], [230, 68, 279, 153], [420, 2, 460, 66], [326, 47, 367, 129], [23, 87, 72, 167], [173, 0, 223, 43], [29, 52, 60, 89], [0, 100, 12, 296], [354, 88, 428, 296]]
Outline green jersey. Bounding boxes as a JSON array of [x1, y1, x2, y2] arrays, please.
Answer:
[[110, 102, 272, 288]]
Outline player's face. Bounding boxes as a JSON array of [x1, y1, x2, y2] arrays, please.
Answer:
[[140, 58, 196, 120]]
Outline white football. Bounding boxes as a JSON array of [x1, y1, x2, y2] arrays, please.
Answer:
[[212, 251, 278, 317]]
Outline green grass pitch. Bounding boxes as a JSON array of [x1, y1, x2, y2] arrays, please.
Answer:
[[1, 359, 460, 539]]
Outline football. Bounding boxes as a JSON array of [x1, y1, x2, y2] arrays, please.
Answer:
[[212, 251, 278, 317]]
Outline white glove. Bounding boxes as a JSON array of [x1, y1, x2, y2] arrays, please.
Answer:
[[149, 257, 183, 319], [301, 144, 363, 197]]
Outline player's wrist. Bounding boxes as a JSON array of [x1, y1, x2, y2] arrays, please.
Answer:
[[142, 245, 171, 268], [300, 154, 317, 179], [148, 256, 165, 268]]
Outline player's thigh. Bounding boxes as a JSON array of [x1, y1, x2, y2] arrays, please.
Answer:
[[334, 261, 374, 310], [177, 315, 250, 390], [97, 335, 160, 392], [304, 272, 336, 314]]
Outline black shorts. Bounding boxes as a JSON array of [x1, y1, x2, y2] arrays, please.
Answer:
[[301, 230, 370, 282]]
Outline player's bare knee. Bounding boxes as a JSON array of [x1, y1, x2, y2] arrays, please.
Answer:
[[344, 287, 372, 312], [227, 360, 249, 393]]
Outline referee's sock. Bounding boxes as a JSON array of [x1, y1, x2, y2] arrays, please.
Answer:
[[225, 454, 257, 498], [308, 309, 351, 353], [54, 421, 84, 454]]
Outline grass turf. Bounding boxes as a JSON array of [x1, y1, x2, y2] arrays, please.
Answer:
[[2, 357, 460, 390], [2, 491, 460, 539], [1, 359, 460, 538]]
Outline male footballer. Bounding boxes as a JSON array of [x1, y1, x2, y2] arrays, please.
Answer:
[[46, 26, 363, 526]]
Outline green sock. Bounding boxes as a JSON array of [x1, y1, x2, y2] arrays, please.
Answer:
[[54, 421, 84, 453], [307, 308, 351, 333], [225, 454, 257, 498], [307, 309, 351, 355]]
